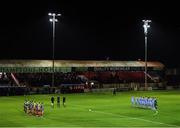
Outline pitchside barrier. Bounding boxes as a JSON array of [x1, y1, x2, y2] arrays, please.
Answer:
[[0, 86, 26, 96], [101, 83, 165, 91], [91, 88, 114, 93], [91, 88, 130, 93], [102, 83, 131, 88], [26, 87, 56, 94], [166, 86, 174, 90]]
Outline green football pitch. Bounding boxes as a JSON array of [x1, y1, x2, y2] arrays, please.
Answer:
[[0, 90, 180, 127]]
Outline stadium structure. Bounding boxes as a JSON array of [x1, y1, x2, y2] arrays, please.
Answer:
[[0, 60, 165, 95]]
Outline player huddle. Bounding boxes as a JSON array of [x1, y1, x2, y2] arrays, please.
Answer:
[[24, 100, 44, 117], [131, 96, 158, 110]]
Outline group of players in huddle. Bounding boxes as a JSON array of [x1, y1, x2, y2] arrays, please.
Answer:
[[24, 100, 44, 117], [23, 96, 66, 117], [131, 96, 158, 111]]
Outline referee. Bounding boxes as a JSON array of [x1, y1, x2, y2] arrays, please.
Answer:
[[57, 96, 60, 108]]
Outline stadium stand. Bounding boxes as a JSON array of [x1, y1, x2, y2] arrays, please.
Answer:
[[0, 60, 165, 95]]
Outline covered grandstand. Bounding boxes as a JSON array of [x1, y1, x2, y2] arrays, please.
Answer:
[[0, 59, 164, 72], [0, 60, 165, 95]]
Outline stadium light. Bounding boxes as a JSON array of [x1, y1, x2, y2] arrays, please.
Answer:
[[48, 12, 61, 87], [91, 82, 94, 86], [142, 20, 151, 91]]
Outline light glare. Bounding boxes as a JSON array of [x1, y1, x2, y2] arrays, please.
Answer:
[[142, 20, 151, 35]]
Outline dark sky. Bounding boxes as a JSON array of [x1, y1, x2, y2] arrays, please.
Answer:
[[0, 1, 180, 67]]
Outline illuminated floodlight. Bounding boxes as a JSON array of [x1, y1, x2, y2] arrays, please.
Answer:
[[142, 19, 151, 91], [142, 20, 151, 35], [49, 19, 53, 22], [91, 82, 94, 85], [48, 12, 61, 87]]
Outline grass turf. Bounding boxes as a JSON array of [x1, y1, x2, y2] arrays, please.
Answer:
[[0, 90, 180, 127]]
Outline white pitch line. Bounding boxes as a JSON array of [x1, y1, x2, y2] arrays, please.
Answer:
[[93, 110, 179, 127], [71, 104, 179, 127]]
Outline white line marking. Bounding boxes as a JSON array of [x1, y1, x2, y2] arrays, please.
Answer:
[[93, 110, 178, 127], [71, 104, 179, 127]]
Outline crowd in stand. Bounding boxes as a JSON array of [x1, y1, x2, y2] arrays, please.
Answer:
[[0, 73, 13, 86], [4, 71, 162, 87], [0, 70, 164, 87], [80, 71, 146, 84], [0, 71, 164, 95], [15, 72, 86, 86]]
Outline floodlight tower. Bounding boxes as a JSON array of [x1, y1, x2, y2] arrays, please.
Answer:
[[142, 20, 151, 91], [48, 13, 61, 87]]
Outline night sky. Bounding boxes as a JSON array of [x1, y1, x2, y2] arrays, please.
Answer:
[[0, 1, 180, 68]]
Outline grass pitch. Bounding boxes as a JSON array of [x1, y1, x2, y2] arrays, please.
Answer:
[[0, 90, 180, 127]]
